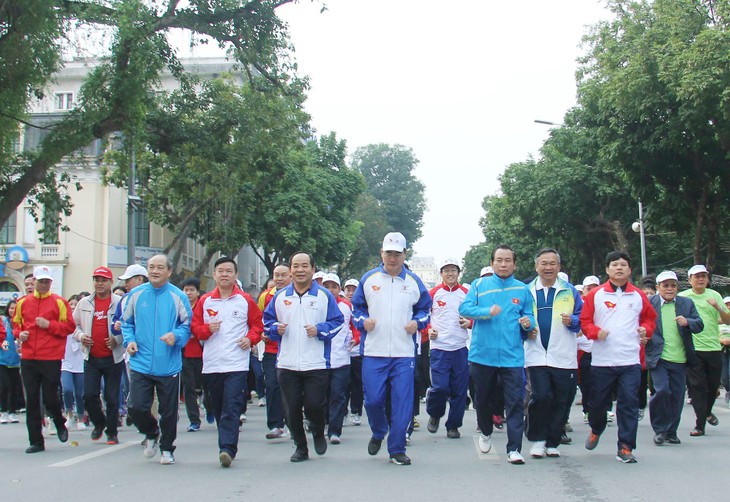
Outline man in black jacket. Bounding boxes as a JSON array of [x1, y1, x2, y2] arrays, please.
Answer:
[[646, 271, 704, 445]]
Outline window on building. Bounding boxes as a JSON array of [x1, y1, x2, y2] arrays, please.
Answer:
[[54, 92, 74, 110], [135, 208, 150, 247], [40, 207, 60, 244], [0, 210, 17, 244]]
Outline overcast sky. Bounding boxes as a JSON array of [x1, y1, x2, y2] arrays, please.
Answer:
[[271, 0, 612, 264]]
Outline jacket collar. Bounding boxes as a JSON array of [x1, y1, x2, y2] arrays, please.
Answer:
[[377, 263, 407, 280]]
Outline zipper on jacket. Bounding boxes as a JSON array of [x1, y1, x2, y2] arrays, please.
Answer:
[[389, 276, 394, 357]]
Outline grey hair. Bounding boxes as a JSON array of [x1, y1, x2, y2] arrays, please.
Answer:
[[534, 248, 561, 264]]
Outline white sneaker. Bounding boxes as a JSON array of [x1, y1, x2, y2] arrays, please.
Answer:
[[160, 451, 175, 465], [607, 411, 615, 423], [0, 412, 8, 424], [405, 433, 411, 445], [8, 413, 18, 423], [257, 397, 266, 407], [507, 450, 525, 464], [546, 447, 560, 457], [76, 420, 87, 430], [583, 412, 589, 424], [143, 436, 159, 458], [530, 441, 546, 458], [478, 433, 492, 453], [239, 414, 247, 423], [265, 427, 289, 439], [330, 435, 341, 444], [351, 414, 362, 426], [638, 409, 645, 421]]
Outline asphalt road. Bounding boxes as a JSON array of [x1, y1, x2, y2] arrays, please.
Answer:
[[1, 395, 727, 502]]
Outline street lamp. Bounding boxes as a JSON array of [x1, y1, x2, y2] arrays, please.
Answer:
[[534, 119, 565, 127], [632, 200, 648, 277]]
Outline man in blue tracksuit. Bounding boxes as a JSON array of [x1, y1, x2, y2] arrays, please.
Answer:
[[460, 244, 535, 465], [121, 254, 191, 465], [352, 232, 432, 466]]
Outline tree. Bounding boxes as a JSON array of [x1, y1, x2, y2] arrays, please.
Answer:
[[351, 144, 427, 245], [0, 0, 302, 226], [247, 132, 365, 276], [576, 0, 730, 270], [461, 241, 490, 284], [104, 74, 310, 278], [337, 192, 390, 280]]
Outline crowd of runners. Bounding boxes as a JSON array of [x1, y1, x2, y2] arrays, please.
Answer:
[[1, 232, 729, 467]]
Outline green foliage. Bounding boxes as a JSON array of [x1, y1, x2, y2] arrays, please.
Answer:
[[576, 0, 730, 269], [247, 132, 366, 276], [338, 192, 390, 280], [0, 0, 303, 229], [461, 241, 490, 284], [351, 144, 427, 245]]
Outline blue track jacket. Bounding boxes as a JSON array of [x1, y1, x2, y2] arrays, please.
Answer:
[[121, 281, 191, 377], [459, 274, 535, 368]]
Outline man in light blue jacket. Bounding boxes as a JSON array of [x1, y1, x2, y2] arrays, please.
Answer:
[[460, 244, 535, 465], [121, 254, 191, 465]]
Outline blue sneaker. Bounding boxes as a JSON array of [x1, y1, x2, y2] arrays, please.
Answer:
[[187, 423, 201, 432], [206, 413, 215, 425]]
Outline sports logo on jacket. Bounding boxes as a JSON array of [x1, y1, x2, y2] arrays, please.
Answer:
[[604, 301, 616, 309], [512, 298, 520, 305], [206, 308, 218, 317]]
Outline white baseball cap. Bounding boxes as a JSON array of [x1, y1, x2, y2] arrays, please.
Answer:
[[119, 264, 148, 280], [382, 232, 407, 252], [656, 270, 678, 283], [33, 265, 53, 281], [313, 271, 326, 281], [558, 272, 570, 283], [723, 296, 730, 304], [688, 264, 708, 277], [582, 275, 600, 287], [344, 279, 359, 288], [575, 284, 584, 293], [323, 273, 341, 287], [480, 266, 494, 277], [440, 258, 460, 272]]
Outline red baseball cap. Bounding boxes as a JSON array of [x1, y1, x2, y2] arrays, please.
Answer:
[[92, 266, 113, 280]]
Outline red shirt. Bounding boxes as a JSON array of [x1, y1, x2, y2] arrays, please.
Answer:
[[90, 296, 113, 358], [183, 300, 204, 358]]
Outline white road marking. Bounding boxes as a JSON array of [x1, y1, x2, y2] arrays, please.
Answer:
[[472, 435, 500, 461], [49, 441, 139, 467]]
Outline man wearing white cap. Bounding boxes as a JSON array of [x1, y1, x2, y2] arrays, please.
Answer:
[[424, 258, 471, 439], [646, 271, 703, 444], [12, 265, 77, 453], [73, 266, 125, 444], [322, 273, 359, 444], [582, 275, 601, 295], [352, 232, 432, 466], [480, 266, 494, 278], [343, 279, 364, 425], [678, 264, 730, 435]]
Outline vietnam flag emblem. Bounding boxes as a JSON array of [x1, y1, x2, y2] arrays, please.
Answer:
[[437, 300, 446, 307], [604, 301, 616, 309], [372, 285, 381, 292], [206, 309, 218, 317], [512, 298, 520, 304], [283, 300, 292, 306]]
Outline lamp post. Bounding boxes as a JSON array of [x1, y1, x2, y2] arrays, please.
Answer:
[[631, 200, 648, 277]]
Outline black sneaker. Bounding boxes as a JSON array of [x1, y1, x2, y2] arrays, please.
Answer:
[[427, 416, 439, 434], [25, 443, 45, 454], [446, 429, 461, 439], [560, 433, 572, 444], [57, 424, 69, 443], [653, 433, 666, 445], [313, 433, 327, 455], [665, 434, 681, 444], [290, 447, 309, 462], [91, 426, 104, 441], [389, 453, 411, 465], [368, 437, 382, 455], [106, 435, 119, 445]]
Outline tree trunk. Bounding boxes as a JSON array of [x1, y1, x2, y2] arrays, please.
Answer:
[[693, 182, 708, 265], [192, 247, 217, 278]]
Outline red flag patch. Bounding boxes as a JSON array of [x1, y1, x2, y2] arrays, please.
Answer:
[[512, 298, 520, 304], [604, 301, 616, 309], [437, 300, 446, 307], [206, 309, 218, 317]]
